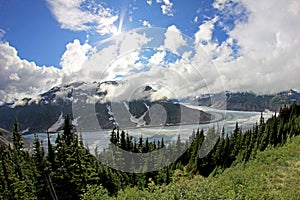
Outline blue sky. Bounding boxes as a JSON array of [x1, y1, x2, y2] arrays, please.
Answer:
[[1, 0, 300, 103], [0, 0, 239, 67]]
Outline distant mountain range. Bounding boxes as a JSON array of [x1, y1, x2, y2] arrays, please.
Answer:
[[0, 81, 211, 133], [0, 80, 299, 133], [197, 89, 300, 112]]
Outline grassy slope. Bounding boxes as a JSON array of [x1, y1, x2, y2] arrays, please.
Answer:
[[207, 136, 300, 199], [111, 136, 300, 200]]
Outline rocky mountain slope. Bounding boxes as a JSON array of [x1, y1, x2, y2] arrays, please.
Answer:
[[0, 128, 12, 148], [1, 79, 298, 133], [193, 89, 300, 112], [0, 81, 211, 132]]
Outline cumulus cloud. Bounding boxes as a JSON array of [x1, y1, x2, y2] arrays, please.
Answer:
[[71, 29, 151, 82], [8, 73, 20, 81], [156, 0, 174, 16], [60, 39, 95, 74], [213, 0, 227, 10], [149, 51, 166, 65], [83, 27, 215, 102], [47, 0, 118, 35], [213, 0, 248, 31], [2, 0, 300, 104], [0, 42, 62, 103], [182, 0, 300, 94], [146, 0, 152, 6], [215, 0, 300, 93], [194, 16, 199, 23], [142, 20, 151, 28], [195, 17, 218, 45], [193, 16, 236, 64], [163, 25, 186, 55]]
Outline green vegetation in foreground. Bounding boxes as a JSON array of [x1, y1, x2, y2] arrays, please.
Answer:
[[83, 135, 300, 200], [1, 103, 300, 199]]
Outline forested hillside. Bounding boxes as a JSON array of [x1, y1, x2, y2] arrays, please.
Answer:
[[195, 90, 300, 112], [92, 133, 300, 199], [1, 103, 300, 199]]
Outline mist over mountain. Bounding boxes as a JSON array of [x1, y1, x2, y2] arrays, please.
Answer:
[[1, 78, 299, 133], [180, 89, 300, 112], [0, 81, 211, 132]]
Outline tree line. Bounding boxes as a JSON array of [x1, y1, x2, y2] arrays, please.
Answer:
[[1, 103, 300, 199]]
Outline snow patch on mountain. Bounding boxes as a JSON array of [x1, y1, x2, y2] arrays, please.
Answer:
[[48, 112, 64, 132], [123, 102, 149, 127], [21, 127, 30, 134]]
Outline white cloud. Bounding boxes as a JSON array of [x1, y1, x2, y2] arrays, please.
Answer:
[[163, 25, 186, 54], [195, 17, 218, 45], [0, 42, 62, 102], [0, 38, 98, 103], [213, 0, 248, 32], [72, 29, 151, 82], [146, 0, 152, 6], [149, 51, 166, 65], [193, 16, 236, 64], [107, 51, 140, 77], [47, 0, 118, 35], [71, 27, 207, 102], [142, 20, 151, 28], [117, 30, 152, 56], [213, 0, 228, 10], [4, 0, 300, 105], [60, 39, 95, 74], [90, 28, 214, 102], [194, 16, 199, 23], [207, 0, 300, 93], [9, 73, 20, 81], [156, 0, 174, 16]]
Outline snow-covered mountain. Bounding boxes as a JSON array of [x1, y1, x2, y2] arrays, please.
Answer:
[[182, 89, 300, 112], [0, 81, 211, 132]]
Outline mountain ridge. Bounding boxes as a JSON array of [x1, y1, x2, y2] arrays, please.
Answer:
[[1, 81, 299, 132], [0, 81, 211, 132], [180, 89, 300, 112]]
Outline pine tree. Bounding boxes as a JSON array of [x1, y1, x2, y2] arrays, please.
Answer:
[[120, 130, 126, 150], [223, 134, 230, 168], [176, 134, 182, 155], [0, 148, 14, 199], [143, 138, 149, 153], [46, 131, 55, 170], [12, 119, 24, 151], [138, 135, 143, 152], [161, 137, 165, 148], [32, 134, 52, 200], [268, 116, 278, 146], [62, 115, 74, 146], [213, 127, 225, 167], [165, 166, 170, 184], [229, 122, 242, 163], [126, 133, 132, 151], [259, 128, 269, 151]]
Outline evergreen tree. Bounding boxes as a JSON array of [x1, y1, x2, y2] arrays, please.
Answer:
[[120, 130, 126, 150], [32, 134, 52, 200], [46, 131, 55, 170], [12, 119, 24, 151], [62, 115, 74, 146], [268, 116, 278, 146], [161, 137, 165, 148]]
